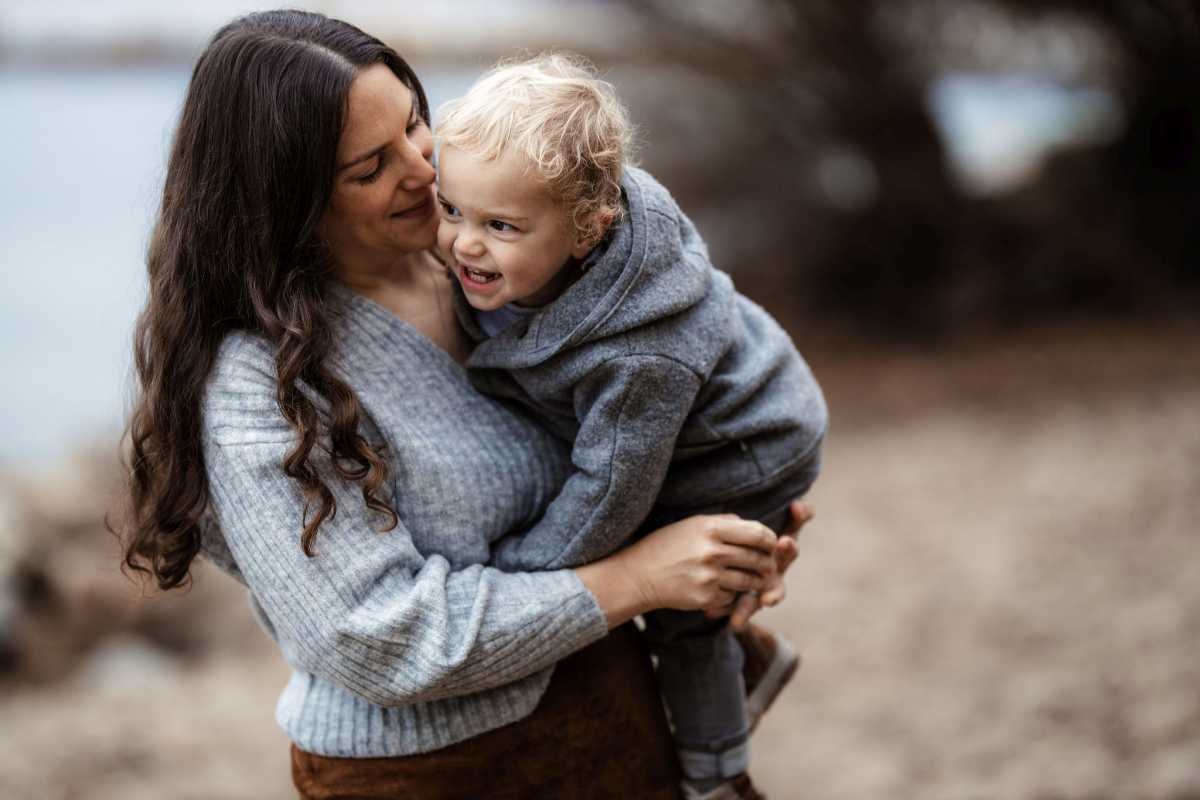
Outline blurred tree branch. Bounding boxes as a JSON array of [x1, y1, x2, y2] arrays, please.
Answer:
[[618, 0, 1200, 338]]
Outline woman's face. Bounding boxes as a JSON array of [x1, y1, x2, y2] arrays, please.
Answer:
[[319, 64, 438, 268]]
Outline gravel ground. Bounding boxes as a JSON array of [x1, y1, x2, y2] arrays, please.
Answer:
[[2, 318, 1196, 799], [753, 318, 1200, 799]]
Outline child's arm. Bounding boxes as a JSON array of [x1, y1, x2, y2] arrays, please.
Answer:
[[490, 354, 702, 572]]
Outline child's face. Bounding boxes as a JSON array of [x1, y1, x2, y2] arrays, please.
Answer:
[[436, 145, 591, 311]]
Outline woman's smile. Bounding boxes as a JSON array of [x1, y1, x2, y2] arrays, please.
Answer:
[[391, 190, 435, 220]]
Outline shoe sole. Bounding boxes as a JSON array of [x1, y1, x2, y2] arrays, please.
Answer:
[[746, 635, 800, 732]]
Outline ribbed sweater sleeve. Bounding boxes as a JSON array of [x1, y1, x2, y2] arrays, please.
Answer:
[[201, 335, 608, 708]]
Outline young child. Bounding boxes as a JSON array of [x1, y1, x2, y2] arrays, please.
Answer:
[[435, 54, 827, 800]]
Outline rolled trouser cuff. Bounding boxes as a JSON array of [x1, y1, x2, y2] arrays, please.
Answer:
[[676, 740, 751, 780]]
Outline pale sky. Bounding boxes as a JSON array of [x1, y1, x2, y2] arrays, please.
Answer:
[[0, 0, 643, 59]]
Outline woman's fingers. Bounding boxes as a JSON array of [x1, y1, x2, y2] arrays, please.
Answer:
[[702, 504, 811, 626], [707, 517, 777, 554], [760, 578, 787, 607], [712, 588, 737, 608], [717, 567, 766, 594], [713, 544, 776, 577], [775, 536, 799, 573], [728, 592, 761, 631], [703, 602, 737, 619]]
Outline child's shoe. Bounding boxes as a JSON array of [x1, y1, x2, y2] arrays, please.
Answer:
[[736, 623, 801, 731], [681, 773, 767, 800]]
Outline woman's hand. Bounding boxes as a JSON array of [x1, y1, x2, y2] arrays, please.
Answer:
[[707, 500, 814, 631], [575, 515, 779, 629]]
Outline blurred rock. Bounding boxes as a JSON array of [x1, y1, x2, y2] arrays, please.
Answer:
[[0, 445, 265, 687], [79, 635, 181, 697]]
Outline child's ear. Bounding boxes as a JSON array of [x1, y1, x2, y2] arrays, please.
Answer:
[[571, 210, 616, 259]]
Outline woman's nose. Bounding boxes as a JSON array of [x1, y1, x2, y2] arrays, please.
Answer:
[[399, 129, 436, 190]]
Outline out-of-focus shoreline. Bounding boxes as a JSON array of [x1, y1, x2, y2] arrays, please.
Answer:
[[0, 1, 648, 70]]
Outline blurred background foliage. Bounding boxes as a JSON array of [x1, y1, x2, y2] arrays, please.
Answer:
[[2, 0, 1196, 465], [612, 0, 1200, 338]]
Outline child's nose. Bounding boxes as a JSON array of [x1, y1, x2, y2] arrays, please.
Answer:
[[455, 228, 486, 257]]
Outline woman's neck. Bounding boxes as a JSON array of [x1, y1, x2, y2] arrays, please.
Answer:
[[334, 248, 427, 298], [335, 250, 471, 364]]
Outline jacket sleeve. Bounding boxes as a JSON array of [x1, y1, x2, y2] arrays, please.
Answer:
[[490, 355, 702, 571], [201, 355, 607, 708]]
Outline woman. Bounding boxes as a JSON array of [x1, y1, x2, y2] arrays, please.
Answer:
[[120, 10, 806, 798]]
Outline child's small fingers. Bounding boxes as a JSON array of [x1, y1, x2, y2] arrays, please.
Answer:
[[784, 501, 814, 534]]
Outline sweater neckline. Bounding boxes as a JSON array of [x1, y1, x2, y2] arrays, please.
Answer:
[[328, 280, 470, 376]]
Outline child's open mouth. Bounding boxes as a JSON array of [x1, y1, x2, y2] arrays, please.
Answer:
[[461, 265, 501, 286]]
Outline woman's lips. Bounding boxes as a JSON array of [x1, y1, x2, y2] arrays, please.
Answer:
[[391, 194, 433, 219]]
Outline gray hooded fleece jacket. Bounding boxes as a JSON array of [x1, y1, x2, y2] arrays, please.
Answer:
[[459, 167, 828, 572]]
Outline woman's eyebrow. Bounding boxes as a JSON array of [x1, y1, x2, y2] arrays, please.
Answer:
[[338, 144, 386, 172]]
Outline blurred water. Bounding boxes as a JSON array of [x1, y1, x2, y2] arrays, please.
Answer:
[[0, 65, 473, 467], [0, 64, 1113, 467], [928, 73, 1123, 195]]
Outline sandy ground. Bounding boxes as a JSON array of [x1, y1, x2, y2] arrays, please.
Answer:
[[1, 318, 1197, 799], [753, 318, 1200, 799]]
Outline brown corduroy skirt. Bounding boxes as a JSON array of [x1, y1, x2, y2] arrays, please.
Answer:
[[291, 623, 682, 799]]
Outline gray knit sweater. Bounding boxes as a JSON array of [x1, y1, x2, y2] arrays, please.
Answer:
[[198, 284, 608, 757]]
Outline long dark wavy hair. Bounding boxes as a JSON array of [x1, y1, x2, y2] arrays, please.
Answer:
[[120, 10, 429, 590]]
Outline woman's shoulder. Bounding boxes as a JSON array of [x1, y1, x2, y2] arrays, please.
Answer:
[[210, 330, 276, 389], [202, 331, 289, 444]]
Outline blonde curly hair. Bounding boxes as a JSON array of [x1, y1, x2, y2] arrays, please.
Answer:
[[436, 52, 634, 246]]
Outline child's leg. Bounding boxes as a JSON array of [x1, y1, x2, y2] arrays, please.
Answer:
[[642, 610, 750, 784], [641, 501, 803, 790], [638, 488, 812, 790]]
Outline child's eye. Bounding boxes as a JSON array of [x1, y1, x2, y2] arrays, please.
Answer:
[[489, 220, 516, 232], [439, 201, 460, 218]]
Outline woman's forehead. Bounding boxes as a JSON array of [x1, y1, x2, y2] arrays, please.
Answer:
[[341, 64, 413, 147]]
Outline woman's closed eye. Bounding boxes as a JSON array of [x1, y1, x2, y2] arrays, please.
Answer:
[[355, 156, 384, 185]]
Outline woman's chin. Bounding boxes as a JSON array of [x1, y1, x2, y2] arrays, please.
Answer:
[[388, 217, 439, 253]]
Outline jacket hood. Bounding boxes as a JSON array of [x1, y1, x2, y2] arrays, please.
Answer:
[[459, 166, 713, 369]]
